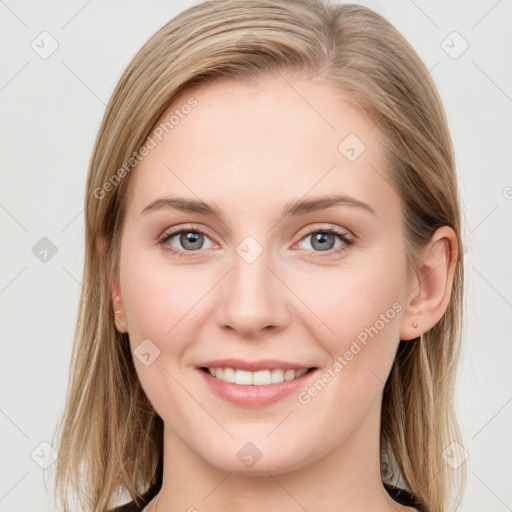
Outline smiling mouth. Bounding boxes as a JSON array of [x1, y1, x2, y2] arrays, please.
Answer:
[[199, 367, 317, 385]]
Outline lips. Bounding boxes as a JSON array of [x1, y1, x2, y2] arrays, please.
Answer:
[[196, 358, 314, 372], [196, 358, 319, 408]]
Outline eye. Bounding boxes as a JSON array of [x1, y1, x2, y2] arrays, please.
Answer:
[[158, 224, 355, 257], [159, 225, 216, 256], [295, 227, 354, 255]]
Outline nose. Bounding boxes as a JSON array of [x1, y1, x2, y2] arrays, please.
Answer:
[[216, 243, 290, 338]]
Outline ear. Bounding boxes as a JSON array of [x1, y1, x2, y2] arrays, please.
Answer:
[[96, 232, 128, 333], [112, 274, 128, 333], [400, 226, 459, 341]]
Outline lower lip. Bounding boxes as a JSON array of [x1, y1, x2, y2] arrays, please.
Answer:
[[197, 368, 318, 408]]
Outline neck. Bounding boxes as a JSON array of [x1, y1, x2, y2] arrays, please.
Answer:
[[154, 397, 401, 512]]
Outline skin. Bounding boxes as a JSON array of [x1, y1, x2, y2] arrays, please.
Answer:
[[105, 72, 458, 512]]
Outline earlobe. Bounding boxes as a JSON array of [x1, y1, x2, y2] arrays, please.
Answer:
[[400, 226, 458, 341]]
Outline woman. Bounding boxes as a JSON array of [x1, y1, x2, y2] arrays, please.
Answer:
[[52, 1, 466, 511]]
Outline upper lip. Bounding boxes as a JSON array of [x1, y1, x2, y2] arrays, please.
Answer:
[[197, 359, 316, 372]]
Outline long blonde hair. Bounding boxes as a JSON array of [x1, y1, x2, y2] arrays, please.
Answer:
[[51, 1, 466, 511]]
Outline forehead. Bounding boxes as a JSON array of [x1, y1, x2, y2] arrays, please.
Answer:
[[123, 73, 398, 221]]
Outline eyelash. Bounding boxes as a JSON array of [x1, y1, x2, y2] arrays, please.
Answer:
[[158, 224, 355, 257]]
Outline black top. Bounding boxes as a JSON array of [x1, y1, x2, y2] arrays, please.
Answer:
[[385, 483, 425, 511], [108, 481, 424, 511], [108, 479, 159, 512]]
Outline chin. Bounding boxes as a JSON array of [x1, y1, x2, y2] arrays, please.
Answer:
[[199, 440, 312, 476]]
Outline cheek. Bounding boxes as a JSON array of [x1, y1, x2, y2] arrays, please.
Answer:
[[294, 253, 405, 371], [289, 258, 405, 435], [120, 244, 208, 341], [119, 248, 207, 416]]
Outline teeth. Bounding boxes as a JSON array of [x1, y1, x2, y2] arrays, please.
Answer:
[[207, 367, 309, 385]]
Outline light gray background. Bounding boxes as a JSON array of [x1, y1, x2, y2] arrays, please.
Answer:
[[1, 1, 511, 511]]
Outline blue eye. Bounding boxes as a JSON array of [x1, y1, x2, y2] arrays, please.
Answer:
[[159, 226, 214, 256], [159, 225, 354, 257], [296, 228, 354, 255]]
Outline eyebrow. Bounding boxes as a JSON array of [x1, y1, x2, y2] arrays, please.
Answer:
[[140, 193, 376, 219], [282, 194, 376, 217]]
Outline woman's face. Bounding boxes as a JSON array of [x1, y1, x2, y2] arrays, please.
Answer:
[[114, 73, 415, 475]]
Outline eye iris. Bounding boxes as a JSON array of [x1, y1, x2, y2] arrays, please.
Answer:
[[180, 231, 203, 250], [311, 232, 335, 251]]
